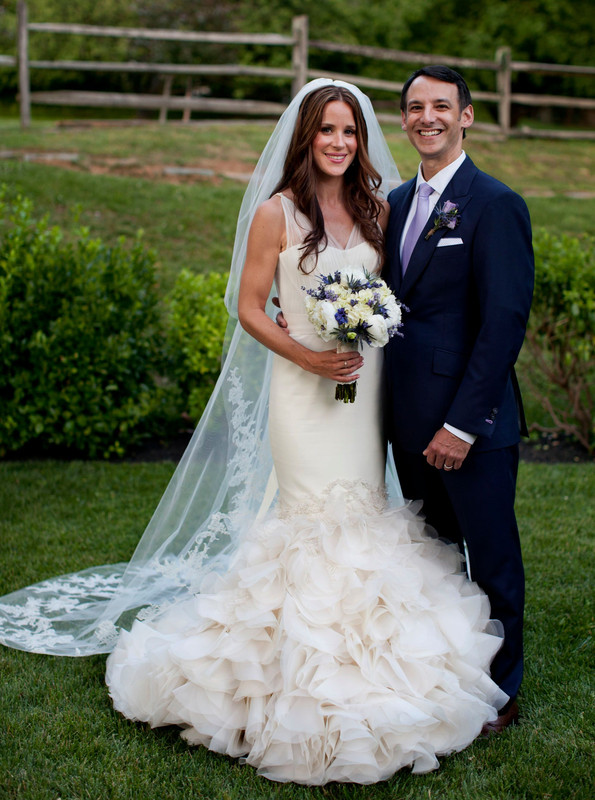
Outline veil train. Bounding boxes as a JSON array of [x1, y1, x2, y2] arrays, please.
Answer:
[[0, 79, 401, 657]]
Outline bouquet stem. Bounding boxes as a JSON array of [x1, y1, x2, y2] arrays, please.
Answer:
[[335, 382, 357, 403], [336, 341, 358, 403]]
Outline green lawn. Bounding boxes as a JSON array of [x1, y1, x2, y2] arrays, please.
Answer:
[[0, 120, 593, 290], [0, 459, 593, 800], [0, 158, 243, 292]]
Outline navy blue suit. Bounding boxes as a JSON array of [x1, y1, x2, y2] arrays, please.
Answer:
[[384, 155, 534, 701]]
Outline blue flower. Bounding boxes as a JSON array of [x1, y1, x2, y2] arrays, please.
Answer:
[[334, 308, 349, 325], [425, 201, 461, 239]]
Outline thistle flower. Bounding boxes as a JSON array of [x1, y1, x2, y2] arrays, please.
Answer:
[[425, 200, 461, 239]]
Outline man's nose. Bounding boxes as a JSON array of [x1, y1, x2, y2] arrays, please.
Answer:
[[420, 105, 435, 124]]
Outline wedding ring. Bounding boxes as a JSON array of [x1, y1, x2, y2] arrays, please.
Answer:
[[444, 465, 454, 470], [344, 361, 347, 368]]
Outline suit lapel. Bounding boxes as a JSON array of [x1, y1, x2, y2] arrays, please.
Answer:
[[386, 180, 415, 295], [400, 157, 478, 298]]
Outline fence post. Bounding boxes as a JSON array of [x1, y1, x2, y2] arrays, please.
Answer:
[[291, 15, 309, 97], [182, 77, 192, 123], [17, 0, 31, 129], [159, 75, 173, 124], [496, 46, 512, 136]]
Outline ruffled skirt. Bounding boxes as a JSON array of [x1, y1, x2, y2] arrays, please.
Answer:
[[106, 484, 506, 784]]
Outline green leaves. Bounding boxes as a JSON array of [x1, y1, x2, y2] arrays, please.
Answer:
[[0, 190, 235, 458], [164, 268, 230, 422], [0, 192, 164, 458], [524, 230, 595, 452]]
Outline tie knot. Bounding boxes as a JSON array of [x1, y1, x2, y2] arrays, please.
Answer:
[[418, 183, 433, 198]]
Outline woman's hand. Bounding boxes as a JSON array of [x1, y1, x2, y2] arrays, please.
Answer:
[[272, 298, 362, 380], [299, 348, 363, 382]]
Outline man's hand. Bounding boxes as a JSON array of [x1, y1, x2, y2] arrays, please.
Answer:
[[423, 427, 471, 471], [272, 296, 289, 333]]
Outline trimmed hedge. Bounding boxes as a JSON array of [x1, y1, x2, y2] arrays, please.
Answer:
[[164, 268, 230, 422], [524, 229, 595, 453], [0, 193, 164, 458]]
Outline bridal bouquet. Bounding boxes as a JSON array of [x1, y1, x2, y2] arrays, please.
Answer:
[[303, 267, 403, 402]]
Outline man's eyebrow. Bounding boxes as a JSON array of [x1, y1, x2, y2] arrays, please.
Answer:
[[407, 97, 453, 106]]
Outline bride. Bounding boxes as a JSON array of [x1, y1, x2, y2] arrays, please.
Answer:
[[0, 79, 506, 784]]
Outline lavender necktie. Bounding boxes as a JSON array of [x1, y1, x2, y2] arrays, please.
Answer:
[[401, 182, 434, 275]]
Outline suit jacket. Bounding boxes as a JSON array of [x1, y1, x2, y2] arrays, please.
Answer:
[[384, 155, 534, 454]]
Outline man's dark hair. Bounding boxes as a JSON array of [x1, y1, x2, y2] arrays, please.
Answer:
[[400, 65, 473, 113]]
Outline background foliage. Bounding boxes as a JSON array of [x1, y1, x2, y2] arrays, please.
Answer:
[[164, 268, 230, 422], [0, 0, 593, 122], [523, 230, 595, 452], [0, 188, 237, 458], [0, 192, 165, 458]]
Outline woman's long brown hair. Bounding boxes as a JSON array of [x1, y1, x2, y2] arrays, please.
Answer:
[[271, 85, 385, 272]]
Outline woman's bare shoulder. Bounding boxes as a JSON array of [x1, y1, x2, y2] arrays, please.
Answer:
[[252, 194, 285, 226]]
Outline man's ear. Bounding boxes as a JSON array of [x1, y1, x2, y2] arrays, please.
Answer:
[[461, 104, 474, 131], [401, 110, 407, 131]]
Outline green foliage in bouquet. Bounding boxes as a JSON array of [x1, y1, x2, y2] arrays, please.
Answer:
[[164, 268, 229, 422], [0, 192, 165, 458], [523, 229, 595, 453]]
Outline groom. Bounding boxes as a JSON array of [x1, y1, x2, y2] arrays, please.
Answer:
[[384, 65, 534, 733]]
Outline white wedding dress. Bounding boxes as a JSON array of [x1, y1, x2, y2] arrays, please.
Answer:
[[106, 195, 507, 784]]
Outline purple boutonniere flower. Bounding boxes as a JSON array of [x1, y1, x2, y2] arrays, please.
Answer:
[[425, 200, 461, 239]]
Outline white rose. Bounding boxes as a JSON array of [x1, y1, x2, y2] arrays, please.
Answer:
[[346, 301, 373, 326], [304, 295, 317, 316], [357, 288, 375, 304], [383, 295, 401, 323], [366, 314, 389, 346], [319, 301, 338, 339]]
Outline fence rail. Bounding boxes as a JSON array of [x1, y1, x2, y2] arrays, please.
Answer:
[[27, 22, 296, 47], [10, 1, 595, 139]]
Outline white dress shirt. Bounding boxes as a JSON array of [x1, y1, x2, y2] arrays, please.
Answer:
[[399, 150, 467, 257], [399, 151, 476, 446]]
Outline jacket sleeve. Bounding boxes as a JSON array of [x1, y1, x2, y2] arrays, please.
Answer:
[[444, 190, 534, 438]]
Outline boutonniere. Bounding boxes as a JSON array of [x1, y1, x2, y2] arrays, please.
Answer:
[[425, 201, 461, 239]]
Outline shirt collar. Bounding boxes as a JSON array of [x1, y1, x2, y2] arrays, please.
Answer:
[[415, 151, 466, 196]]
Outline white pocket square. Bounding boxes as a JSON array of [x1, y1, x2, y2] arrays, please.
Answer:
[[437, 237, 464, 247]]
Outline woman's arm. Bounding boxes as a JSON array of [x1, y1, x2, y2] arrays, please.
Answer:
[[238, 197, 363, 382]]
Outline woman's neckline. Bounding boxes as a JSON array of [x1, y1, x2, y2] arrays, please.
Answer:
[[278, 193, 357, 251]]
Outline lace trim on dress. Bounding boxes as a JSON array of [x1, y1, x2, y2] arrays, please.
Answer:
[[277, 478, 387, 520]]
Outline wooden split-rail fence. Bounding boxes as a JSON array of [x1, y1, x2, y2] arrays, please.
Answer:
[[5, 1, 595, 139]]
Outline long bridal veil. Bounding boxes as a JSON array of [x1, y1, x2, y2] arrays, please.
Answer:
[[0, 79, 401, 656]]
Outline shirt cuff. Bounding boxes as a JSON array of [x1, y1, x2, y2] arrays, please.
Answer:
[[444, 423, 477, 445]]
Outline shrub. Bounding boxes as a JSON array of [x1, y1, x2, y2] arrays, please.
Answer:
[[523, 229, 595, 453], [164, 268, 230, 422], [0, 192, 165, 458]]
